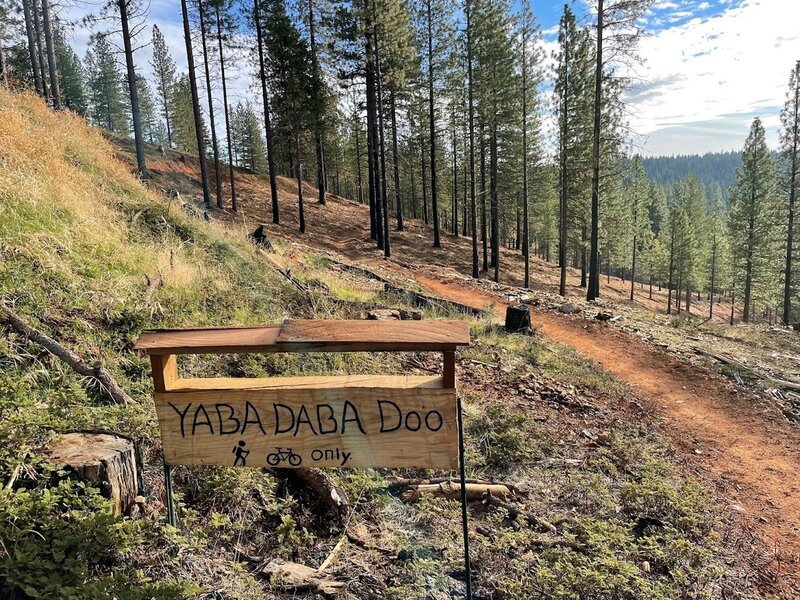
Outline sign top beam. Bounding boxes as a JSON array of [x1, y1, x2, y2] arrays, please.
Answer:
[[133, 320, 470, 355]]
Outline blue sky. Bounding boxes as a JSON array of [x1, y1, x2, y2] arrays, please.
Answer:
[[59, 0, 800, 157]]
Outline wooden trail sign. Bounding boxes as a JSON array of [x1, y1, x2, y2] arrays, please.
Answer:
[[134, 320, 470, 470]]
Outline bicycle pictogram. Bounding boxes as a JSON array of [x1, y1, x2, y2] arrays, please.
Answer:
[[266, 447, 302, 466]]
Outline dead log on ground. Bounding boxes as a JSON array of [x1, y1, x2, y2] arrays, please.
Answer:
[[45, 432, 139, 514], [383, 283, 487, 317], [257, 559, 345, 596], [1, 303, 133, 405], [400, 480, 512, 502]]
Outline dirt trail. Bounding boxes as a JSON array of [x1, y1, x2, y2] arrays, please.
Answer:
[[415, 274, 800, 592]]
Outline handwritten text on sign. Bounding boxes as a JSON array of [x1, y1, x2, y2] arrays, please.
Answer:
[[154, 387, 458, 469]]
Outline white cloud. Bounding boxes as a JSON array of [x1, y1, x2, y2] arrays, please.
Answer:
[[628, 0, 800, 154]]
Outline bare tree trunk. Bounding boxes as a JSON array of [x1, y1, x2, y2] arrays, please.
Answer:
[[308, 0, 326, 205], [181, 0, 212, 209], [372, 0, 390, 257], [254, 0, 279, 223], [22, 0, 44, 96], [198, 0, 223, 209], [587, 0, 603, 301], [41, 0, 60, 108], [118, 0, 146, 175], [390, 90, 403, 231], [31, 0, 49, 101], [426, 0, 440, 248], [216, 4, 237, 212]]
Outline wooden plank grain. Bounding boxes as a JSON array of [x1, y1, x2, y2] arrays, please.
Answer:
[[134, 320, 470, 355], [169, 374, 444, 391], [154, 386, 458, 469]]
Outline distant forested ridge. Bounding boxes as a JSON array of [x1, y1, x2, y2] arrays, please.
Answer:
[[643, 151, 742, 197]]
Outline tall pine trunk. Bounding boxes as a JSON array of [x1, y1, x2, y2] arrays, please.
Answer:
[[308, 0, 326, 204], [490, 119, 499, 283], [216, 4, 237, 212], [118, 0, 146, 175], [181, 0, 212, 209], [32, 0, 49, 101], [373, 0, 390, 257], [41, 0, 60, 108], [784, 75, 799, 324], [480, 119, 487, 272], [198, 0, 223, 209], [521, 24, 529, 289], [390, 90, 403, 231], [22, 0, 43, 96], [426, 0, 440, 248], [254, 0, 279, 223], [587, 0, 603, 300]]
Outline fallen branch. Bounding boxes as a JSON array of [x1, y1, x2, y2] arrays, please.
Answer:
[[1, 302, 133, 405], [400, 481, 512, 502], [693, 346, 800, 392], [387, 476, 495, 490], [257, 559, 344, 596], [481, 491, 557, 534]]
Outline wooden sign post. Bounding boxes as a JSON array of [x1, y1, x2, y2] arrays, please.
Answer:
[[134, 319, 472, 596]]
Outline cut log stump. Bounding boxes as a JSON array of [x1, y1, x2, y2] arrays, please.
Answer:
[[45, 432, 139, 515], [505, 304, 532, 334]]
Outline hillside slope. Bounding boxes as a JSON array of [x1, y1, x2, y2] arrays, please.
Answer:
[[0, 90, 782, 599]]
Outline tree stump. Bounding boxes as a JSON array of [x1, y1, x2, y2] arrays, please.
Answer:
[[248, 224, 274, 251], [45, 433, 139, 515], [505, 304, 532, 334]]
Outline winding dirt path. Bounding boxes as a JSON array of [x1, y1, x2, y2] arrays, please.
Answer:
[[413, 274, 800, 595]]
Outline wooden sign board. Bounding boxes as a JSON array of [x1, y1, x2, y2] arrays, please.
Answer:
[[155, 384, 457, 469], [134, 320, 470, 470]]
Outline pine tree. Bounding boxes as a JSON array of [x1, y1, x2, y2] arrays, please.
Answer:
[[214, 0, 238, 212], [136, 75, 164, 143], [150, 24, 177, 146], [116, 0, 147, 174], [85, 34, 128, 133], [518, 0, 543, 288], [232, 101, 268, 173], [627, 156, 652, 300], [554, 5, 592, 296], [587, 0, 652, 300], [253, 0, 280, 224], [780, 60, 800, 324], [729, 117, 779, 323], [53, 23, 87, 115], [170, 73, 208, 154], [40, 0, 60, 108], [262, 0, 314, 232]]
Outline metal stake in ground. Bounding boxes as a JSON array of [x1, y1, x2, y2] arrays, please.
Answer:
[[164, 460, 176, 527], [457, 396, 472, 599]]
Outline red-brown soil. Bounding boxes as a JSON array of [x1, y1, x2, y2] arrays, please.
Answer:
[[124, 143, 800, 595]]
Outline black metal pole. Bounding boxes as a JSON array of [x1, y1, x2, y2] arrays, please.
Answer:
[[457, 396, 472, 599], [163, 459, 176, 527]]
